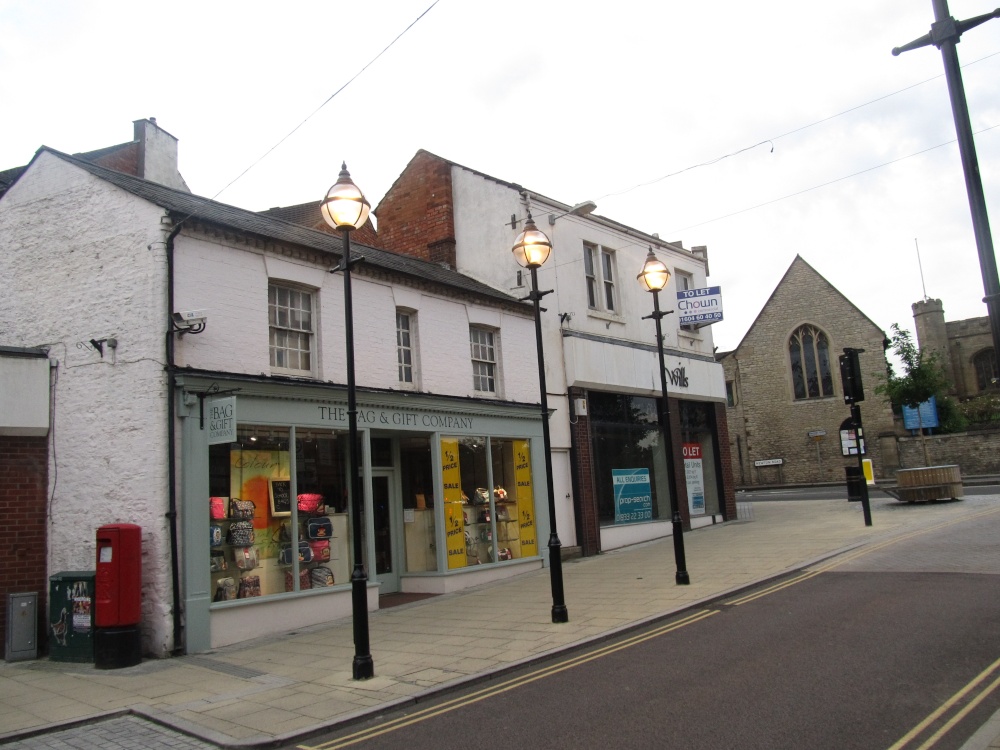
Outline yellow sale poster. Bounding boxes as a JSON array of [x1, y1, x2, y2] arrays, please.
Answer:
[[513, 440, 537, 557], [441, 439, 466, 568]]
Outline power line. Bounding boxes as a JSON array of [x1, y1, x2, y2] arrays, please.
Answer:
[[599, 49, 999, 203], [666, 122, 999, 235], [210, 0, 440, 202]]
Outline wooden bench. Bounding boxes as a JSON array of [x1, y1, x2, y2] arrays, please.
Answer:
[[886, 465, 963, 503]]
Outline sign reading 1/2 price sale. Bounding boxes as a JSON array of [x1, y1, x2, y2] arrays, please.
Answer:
[[613, 468, 653, 525]]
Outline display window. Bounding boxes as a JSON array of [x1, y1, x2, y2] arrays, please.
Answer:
[[588, 393, 667, 525], [442, 435, 538, 568], [207, 425, 351, 603], [679, 401, 722, 517], [400, 437, 437, 573]]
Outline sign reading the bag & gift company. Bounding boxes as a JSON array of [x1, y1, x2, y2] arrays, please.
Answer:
[[208, 397, 236, 445], [613, 468, 653, 524]]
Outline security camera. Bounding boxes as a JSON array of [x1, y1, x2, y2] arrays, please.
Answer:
[[172, 310, 208, 327], [172, 310, 208, 335]]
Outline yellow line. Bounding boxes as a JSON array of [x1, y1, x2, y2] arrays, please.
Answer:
[[302, 609, 719, 750], [727, 572, 819, 606], [914, 673, 1000, 750], [885, 654, 1000, 750]]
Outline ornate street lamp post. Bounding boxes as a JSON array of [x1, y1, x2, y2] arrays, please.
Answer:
[[512, 213, 569, 623], [321, 162, 375, 679], [638, 248, 690, 585]]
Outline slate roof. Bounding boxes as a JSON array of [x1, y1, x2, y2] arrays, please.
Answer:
[[28, 148, 528, 311]]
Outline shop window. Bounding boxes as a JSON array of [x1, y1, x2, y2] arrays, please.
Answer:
[[588, 393, 665, 525], [401, 437, 437, 572], [440, 436, 538, 568], [789, 324, 834, 400], [680, 401, 721, 518], [583, 242, 617, 313], [396, 310, 417, 386], [470, 326, 498, 393], [269, 283, 314, 375], [974, 348, 998, 391], [208, 425, 352, 603]]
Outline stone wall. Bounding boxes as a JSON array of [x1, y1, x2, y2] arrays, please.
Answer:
[[895, 429, 1000, 475]]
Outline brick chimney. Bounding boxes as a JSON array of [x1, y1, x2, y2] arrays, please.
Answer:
[[375, 150, 456, 268]]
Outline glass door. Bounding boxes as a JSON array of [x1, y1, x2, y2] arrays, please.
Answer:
[[372, 471, 400, 593]]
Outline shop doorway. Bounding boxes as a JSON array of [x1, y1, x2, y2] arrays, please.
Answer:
[[372, 470, 401, 594]]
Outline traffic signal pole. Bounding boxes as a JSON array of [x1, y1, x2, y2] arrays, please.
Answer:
[[840, 348, 873, 527]]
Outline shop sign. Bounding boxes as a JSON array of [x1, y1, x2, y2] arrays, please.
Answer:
[[753, 458, 783, 467], [441, 439, 466, 569], [208, 397, 236, 445], [613, 468, 653, 524], [318, 405, 475, 431], [513, 440, 537, 557], [683, 443, 706, 516], [677, 286, 723, 325]]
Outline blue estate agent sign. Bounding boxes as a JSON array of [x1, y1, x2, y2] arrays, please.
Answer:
[[902, 395, 940, 431], [613, 468, 653, 525], [677, 286, 723, 326]]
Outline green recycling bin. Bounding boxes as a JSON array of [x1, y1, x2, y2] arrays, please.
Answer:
[[48, 571, 95, 663]]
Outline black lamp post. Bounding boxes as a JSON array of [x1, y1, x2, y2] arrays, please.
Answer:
[[321, 162, 374, 679], [512, 213, 568, 623], [638, 248, 690, 586]]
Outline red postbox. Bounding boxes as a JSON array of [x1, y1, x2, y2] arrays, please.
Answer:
[[95, 524, 141, 628]]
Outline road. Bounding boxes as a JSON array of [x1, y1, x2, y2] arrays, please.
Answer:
[[294, 505, 1000, 750]]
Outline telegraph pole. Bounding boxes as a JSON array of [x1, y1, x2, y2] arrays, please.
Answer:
[[893, 2, 1000, 363]]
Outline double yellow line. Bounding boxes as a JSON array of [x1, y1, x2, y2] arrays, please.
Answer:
[[300, 609, 719, 750]]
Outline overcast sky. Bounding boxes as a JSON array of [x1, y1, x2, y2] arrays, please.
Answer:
[[2, 1, 997, 353]]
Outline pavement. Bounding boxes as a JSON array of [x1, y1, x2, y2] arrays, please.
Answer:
[[3, 491, 1000, 750]]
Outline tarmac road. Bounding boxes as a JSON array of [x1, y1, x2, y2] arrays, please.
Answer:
[[297, 504, 1000, 750]]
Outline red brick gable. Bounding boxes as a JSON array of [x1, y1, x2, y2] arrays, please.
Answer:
[[375, 150, 456, 267]]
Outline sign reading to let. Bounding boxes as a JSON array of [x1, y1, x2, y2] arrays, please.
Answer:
[[677, 286, 723, 326]]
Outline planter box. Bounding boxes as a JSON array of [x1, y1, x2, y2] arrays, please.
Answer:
[[895, 465, 963, 502]]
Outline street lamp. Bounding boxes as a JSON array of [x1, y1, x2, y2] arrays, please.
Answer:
[[512, 213, 569, 623], [637, 248, 690, 585], [321, 162, 374, 679]]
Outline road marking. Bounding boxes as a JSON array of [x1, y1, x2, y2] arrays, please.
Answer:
[[299, 609, 719, 750], [886, 655, 1000, 750]]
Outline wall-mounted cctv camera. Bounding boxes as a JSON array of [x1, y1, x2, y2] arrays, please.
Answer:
[[172, 310, 208, 335]]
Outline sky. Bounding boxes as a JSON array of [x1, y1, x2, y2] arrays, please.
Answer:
[[1, 1, 998, 354]]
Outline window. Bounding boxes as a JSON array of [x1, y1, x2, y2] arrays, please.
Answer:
[[583, 242, 617, 313], [788, 324, 834, 400], [470, 327, 497, 393], [396, 310, 416, 385], [269, 284, 313, 374], [974, 349, 998, 391], [726, 381, 736, 408], [676, 271, 695, 332]]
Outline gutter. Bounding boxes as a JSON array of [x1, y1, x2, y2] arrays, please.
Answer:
[[164, 221, 184, 655]]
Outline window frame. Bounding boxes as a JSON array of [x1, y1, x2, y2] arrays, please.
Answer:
[[583, 241, 618, 314], [268, 282, 315, 376], [396, 309, 418, 388], [788, 323, 834, 401], [973, 348, 998, 391], [469, 326, 499, 395]]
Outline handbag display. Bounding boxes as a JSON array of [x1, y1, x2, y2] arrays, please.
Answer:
[[297, 493, 325, 513], [228, 498, 256, 521], [279, 541, 314, 565], [227, 521, 255, 546], [498, 547, 514, 561], [233, 546, 259, 571], [493, 486, 508, 501], [473, 488, 490, 505], [496, 506, 510, 521], [307, 517, 333, 539], [210, 525, 223, 547], [210, 496, 227, 520], [213, 577, 236, 602], [309, 538, 331, 562], [310, 566, 335, 588], [237, 575, 261, 599], [478, 509, 491, 523], [285, 568, 312, 592], [210, 549, 227, 572]]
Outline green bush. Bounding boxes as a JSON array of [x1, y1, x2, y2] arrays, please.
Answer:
[[937, 395, 968, 433], [958, 392, 1000, 427]]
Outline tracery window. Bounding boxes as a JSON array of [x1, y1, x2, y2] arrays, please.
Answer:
[[789, 324, 834, 400], [973, 349, 998, 391]]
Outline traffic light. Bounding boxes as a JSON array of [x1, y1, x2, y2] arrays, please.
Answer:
[[839, 348, 865, 404]]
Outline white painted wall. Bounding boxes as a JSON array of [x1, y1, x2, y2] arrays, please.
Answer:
[[0, 356, 50, 435], [0, 152, 175, 655]]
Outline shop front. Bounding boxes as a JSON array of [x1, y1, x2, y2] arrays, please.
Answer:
[[179, 375, 546, 652]]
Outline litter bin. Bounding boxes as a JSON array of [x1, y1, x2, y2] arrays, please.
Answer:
[[845, 466, 863, 503], [48, 571, 95, 663]]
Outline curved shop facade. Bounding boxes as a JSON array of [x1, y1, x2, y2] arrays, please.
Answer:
[[179, 374, 547, 651]]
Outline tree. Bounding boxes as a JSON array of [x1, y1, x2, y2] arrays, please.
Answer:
[[876, 324, 952, 465]]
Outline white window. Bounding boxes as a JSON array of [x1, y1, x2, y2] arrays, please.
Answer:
[[676, 271, 696, 332], [583, 242, 617, 313], [396, 310, 416, 385], [269, 283, 314, 374], [470, 326, 497, 393]]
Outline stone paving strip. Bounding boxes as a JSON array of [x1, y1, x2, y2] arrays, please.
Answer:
[[1, 494, 996, 748]]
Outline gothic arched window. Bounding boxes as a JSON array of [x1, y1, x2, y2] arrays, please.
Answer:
[[973, 348, 997, 392], [789, 324, 834, 400]]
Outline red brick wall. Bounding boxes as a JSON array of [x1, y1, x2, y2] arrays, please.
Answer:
[[714, 402, 737, 519], [569, 387, 601, 556], [0, 436, 49, 658], [375, 151, 456, 267], [90, 142, 140, 177]]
